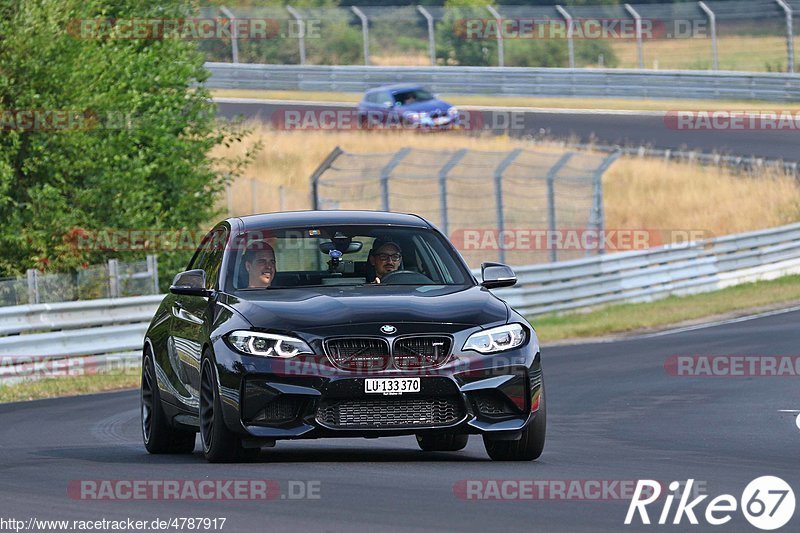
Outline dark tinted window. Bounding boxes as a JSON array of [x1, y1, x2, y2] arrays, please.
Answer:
[[190, 226, 228, 289]]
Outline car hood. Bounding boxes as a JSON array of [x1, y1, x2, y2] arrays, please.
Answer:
[[223, 285, 507, 331], [399, 99, 452, 114]]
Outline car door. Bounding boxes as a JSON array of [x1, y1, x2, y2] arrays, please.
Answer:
[[169, 225, 228, 405]]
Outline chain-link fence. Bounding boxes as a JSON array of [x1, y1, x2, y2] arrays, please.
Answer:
[[306, 146, 619, 268], [0, 256, 159, 307], [201, 2, 799, 72]]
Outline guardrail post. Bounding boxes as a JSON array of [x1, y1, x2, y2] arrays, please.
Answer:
[[698, 2, 718, 70], [624, 4, 645, 69], [555, 5, 575, 68], [417, 5, 436, 66], [108, 259, 120, 298], [494, 149, 523, 264], [486, 6, 505, 67], [26, 269, 39, 305], [351, 6, 370, 66], [546, 153, 574, 262], [219, 6, 239, 64], [147, 255, 159, 294], [309, 146, 345, 210], [591, 151, 621, 256], [380, 148, 411, 212], [437, 149, 468, 237], [286, 6, 306, 65], [776, 0, 795, 73]]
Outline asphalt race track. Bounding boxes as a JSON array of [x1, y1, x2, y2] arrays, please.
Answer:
[[216, 98, 800, 163], [1, 309, 798, 532]]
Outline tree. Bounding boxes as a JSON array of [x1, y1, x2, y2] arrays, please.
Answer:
[[0, 0, 253, 286]]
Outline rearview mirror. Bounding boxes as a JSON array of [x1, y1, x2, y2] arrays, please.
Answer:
[[170, 269, 212, 297], [480, 262, 517, 289]]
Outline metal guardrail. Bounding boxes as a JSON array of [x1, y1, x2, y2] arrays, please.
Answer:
[[2, 222, 800, 383], [490, 222, 800, 316], [205, 62, 800, 102]]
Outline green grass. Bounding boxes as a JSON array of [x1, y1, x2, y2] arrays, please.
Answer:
[[532, 274, 800, 343], [0, 372, 140, 403]]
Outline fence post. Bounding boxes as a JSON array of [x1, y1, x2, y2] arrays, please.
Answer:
[[286, 5, 306, 65], [108, 259, 120, 298], [624, 4, 645, 69], [591, 151, 622, 256], [555, 5, 575, 68], [698, 2, 718, 70], [417, 5, 436, 66], [309, 146, 345, 210], [493, 149, 523, 264], [26, 269, 39, 305], [351, 6, 370, 66], [545, 153, 574, 263], [776, 0, 795, 73], [219, 6, 239, 64], [147, 255, 159, 294], [437, 149, 468, 237], [380, 148, 412, 212], [486, 6, 505, 67]]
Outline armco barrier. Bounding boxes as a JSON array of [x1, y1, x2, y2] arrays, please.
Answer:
[[205, 63, 800, 102], [2, 222, 800, 382]]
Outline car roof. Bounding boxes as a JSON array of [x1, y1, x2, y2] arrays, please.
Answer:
[[233, 210, 432, 231], [367, 84, 425, 94]]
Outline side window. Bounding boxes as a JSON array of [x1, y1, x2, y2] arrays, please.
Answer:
[[365, 92, 378, 104], [190, 226, 228, 289], [380, 91, 394, 106]]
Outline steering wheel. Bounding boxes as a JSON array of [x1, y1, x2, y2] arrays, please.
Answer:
[[379, 270, 433, 285]]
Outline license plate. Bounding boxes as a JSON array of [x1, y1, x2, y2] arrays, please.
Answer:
[[364, 378, 420, 396]]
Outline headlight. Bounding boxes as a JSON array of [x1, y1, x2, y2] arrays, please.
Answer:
[[463, 324, 526, 354], [448, 106, 459, 117], [227, 331, 313, 358]]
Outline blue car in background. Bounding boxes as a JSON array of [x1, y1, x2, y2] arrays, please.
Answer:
[[357, 84, 460, 130]]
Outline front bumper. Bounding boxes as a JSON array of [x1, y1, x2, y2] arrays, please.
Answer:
[[211, 336, 543, 441]]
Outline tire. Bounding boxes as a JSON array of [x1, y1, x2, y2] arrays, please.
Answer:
[[199, 355, 260, 463], [483, 387, 546, 461], [141, 350, 196, 454], [416, 433, 469, 452]]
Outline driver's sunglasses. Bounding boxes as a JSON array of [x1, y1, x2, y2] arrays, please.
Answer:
[[375, 253, 402, 262]]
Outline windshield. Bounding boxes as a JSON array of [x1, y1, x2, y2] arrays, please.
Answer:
[[227, 225, 473, 291], [393, 89, 435, 106]]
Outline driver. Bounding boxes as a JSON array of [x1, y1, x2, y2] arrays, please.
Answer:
[[368, 240, 402, 284], [244, 242, 277, 288]]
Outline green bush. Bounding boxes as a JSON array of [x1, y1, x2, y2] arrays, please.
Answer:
[[0, 0, 254, 291]]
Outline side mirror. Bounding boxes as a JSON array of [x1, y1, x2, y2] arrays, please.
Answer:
[[481, 262, 517, 289], [383, 101, 394, 108], [170, 269, 212, 297]]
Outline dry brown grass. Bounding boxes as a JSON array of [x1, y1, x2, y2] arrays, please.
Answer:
[[604, 157, 800, 236], [212, 124, 800, 240]]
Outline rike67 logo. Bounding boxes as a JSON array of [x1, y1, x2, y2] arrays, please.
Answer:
[[625, 477, 795, 530]]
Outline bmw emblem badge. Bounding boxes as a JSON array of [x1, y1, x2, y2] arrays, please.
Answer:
[[380, 325, 397, 334]]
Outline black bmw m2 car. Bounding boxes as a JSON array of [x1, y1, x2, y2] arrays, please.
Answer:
[[141, 211, 545, 462]]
